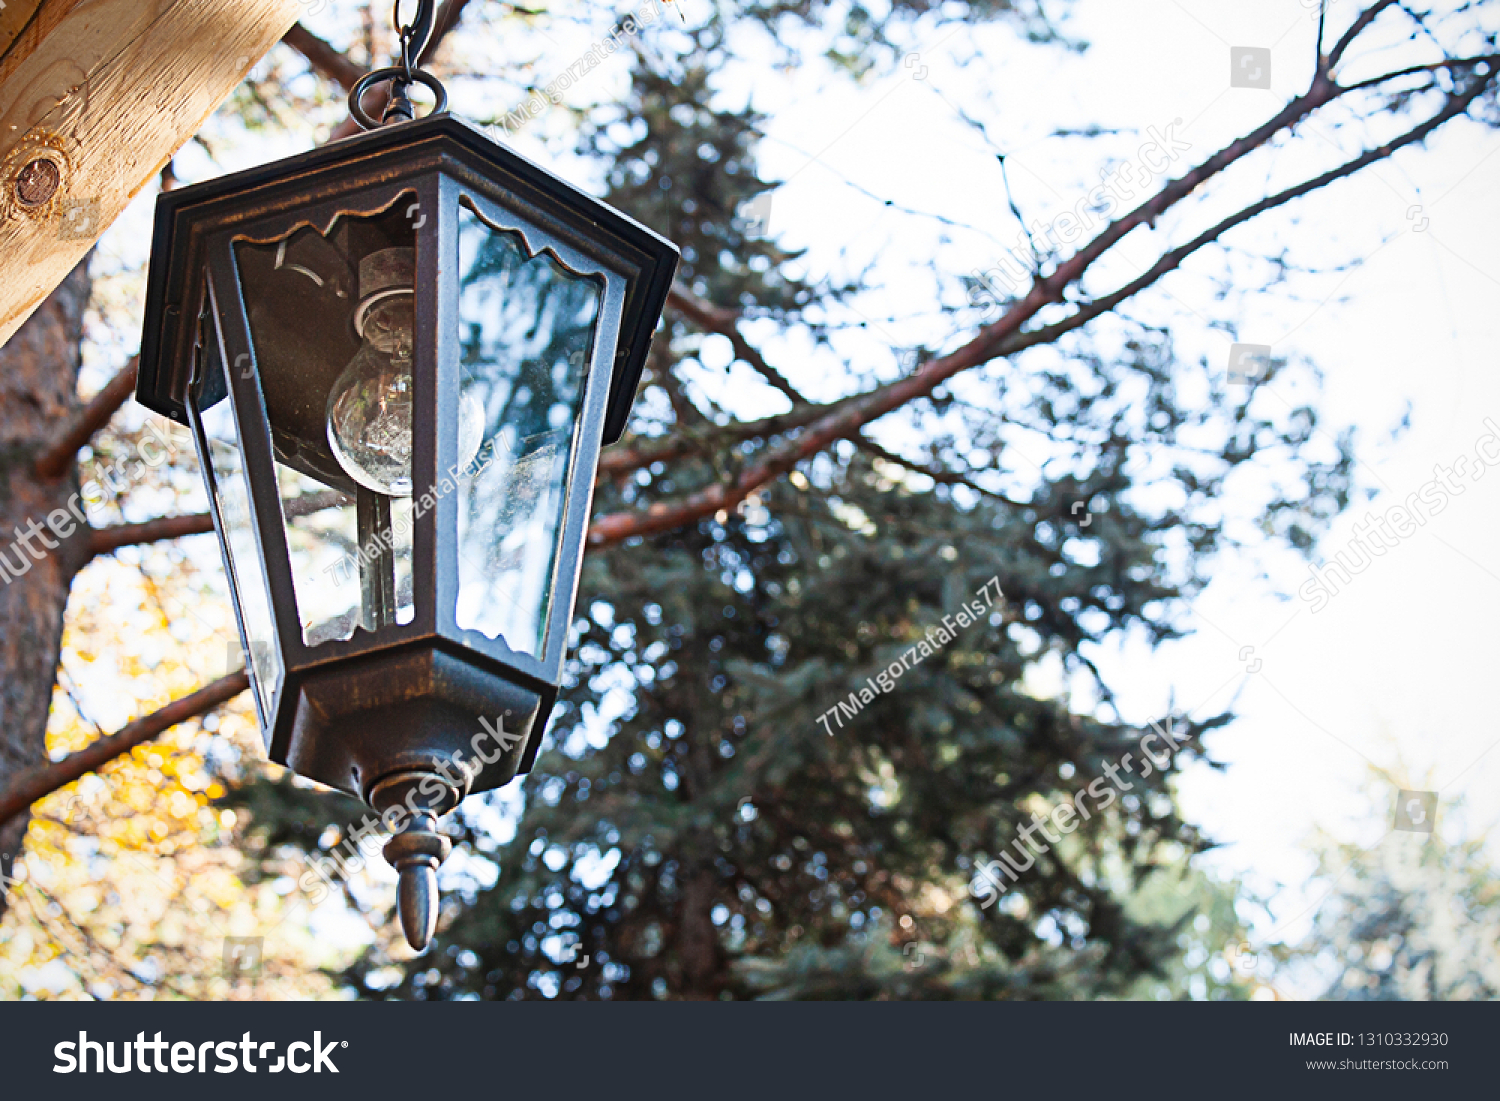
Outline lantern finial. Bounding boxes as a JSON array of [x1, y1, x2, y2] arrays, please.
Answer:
[[384, 814, 450, 950], [371, 770, 462, 950]]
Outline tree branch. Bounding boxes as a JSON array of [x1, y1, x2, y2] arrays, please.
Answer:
[[0, 673, 250, 827], [1328, 0, 1401, 68], [88, 513, 215, 558], [1337, 53, 1500, 95], [85, 490, 350, 560], [667, 283, 806, 405], [282, 23, 363, 91], [1007, 76, 1491, 358], [596, 399, 850, 479], [585, 63, 1495, 548], [853, 436, 1027, 507], [1046, 75, 1344, 300], [431, 0, 477, 46], [33, 357, 140, 480]]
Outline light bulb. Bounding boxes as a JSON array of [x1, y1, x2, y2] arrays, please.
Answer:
[[327, 251, 487, 496], [328, 293, 416, 495]]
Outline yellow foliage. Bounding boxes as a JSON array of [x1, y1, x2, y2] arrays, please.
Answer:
[[0, 551, 360, 1000]]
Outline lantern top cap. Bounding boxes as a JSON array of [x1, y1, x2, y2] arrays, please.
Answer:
[[137, 112, 679, 446]]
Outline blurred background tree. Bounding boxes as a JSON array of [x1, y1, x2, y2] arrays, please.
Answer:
[[1282, 786, 1500, 1001]]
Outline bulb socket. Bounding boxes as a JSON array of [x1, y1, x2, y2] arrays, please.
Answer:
[[354, 247, 415, 337]]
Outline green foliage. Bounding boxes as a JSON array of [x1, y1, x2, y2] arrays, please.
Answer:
[[580, 60, 809, 314], [333, 447, 1266, 999]]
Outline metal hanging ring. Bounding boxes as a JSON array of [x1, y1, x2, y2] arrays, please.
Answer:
[[349, 67, 448, 130]]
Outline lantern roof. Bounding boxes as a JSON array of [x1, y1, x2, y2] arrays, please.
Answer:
[[137, 112, 678, 446]]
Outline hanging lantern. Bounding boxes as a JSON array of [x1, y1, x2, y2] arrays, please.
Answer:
[[134, 3, 678, 949]]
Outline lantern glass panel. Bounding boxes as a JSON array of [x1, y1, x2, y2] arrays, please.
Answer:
[[191, 325, 282, 719], [231, 195, 423, 645], [453, 202, 600, 658]]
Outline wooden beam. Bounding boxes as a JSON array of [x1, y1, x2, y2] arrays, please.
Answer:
[[0, 2, 47, 60], [0, 0, 303, 346]]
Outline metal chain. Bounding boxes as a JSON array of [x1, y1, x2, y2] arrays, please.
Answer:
[[348, 0, 446, 130], [398, 33, 414, 81], [393, 0, 436, 72]]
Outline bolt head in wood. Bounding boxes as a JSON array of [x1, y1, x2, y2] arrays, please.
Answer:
[[15, 159, 60, 206]]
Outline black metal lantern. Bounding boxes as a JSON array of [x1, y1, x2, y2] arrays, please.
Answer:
[[134, 23, 677, 948]]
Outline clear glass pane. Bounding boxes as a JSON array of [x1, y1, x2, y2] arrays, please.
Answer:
[[271, 466, 416, 644], [454, 203, 601, 658], [233, 193, 420, 644], [192, 331, 282, 720]]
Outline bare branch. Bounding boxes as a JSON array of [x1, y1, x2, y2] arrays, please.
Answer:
[[1047, 78, 1343, 300], [1328, 0, 1402, 67], [585, 67, 1495, 548], [33, 357, 140, 480], [1008, 77, 1492, 357], [668, 284, 807, 404], [854, 436, 1028, 507], [597, 398, 850, 477], [1049, 14, 1487, 302], [85, 490, 350, 561], [282, 23, 364, 91], [0, 673, 250, 827], [1337, 53, 1500, 95], [283, 489, 352, 518], [88, 513, 215, 558]]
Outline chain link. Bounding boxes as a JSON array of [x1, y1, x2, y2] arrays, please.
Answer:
[[392, 0, 435, 71], [348, 0, 444, 130], [398, 31, 415, 81]]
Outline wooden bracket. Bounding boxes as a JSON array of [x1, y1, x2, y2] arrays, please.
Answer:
[[0, 0, 304, 346]]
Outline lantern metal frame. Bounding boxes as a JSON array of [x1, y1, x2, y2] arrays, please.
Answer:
[[136, 114, 678, 812]]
